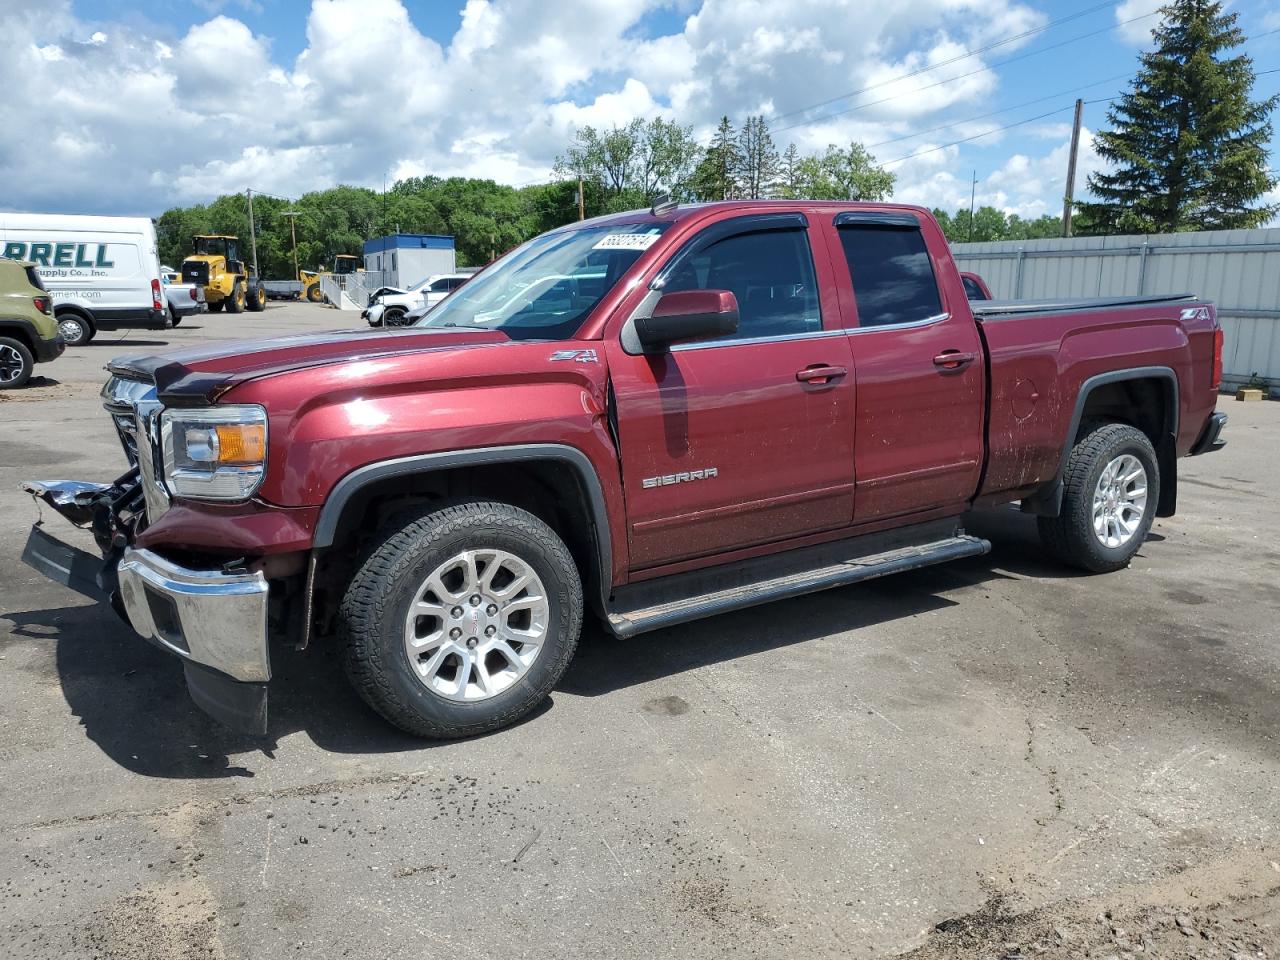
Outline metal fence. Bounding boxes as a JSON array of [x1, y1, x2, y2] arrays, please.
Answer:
[[952, 228, 1280, 389]]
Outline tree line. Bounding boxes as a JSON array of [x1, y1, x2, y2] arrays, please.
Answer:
[[155, 0, 1277, 277]]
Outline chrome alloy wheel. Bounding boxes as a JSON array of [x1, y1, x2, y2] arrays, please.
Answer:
[[403, 549, 549, 701], [1091, 453, 1148, 549], [0, 344, 25, 383]]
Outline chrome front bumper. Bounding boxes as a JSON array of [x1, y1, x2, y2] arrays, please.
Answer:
[[116, 547, 271, 683]]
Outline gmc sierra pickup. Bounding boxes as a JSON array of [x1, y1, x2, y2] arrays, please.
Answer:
[[21, 201, 1228, 739]]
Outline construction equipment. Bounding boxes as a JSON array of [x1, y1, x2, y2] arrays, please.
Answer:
[[300, 254, 360, 304], [180, 236, 266, 314]]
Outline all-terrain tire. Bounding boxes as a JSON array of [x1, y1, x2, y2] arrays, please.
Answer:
[[225, 281, 246, 314], [1037, 422, 1160, 573], [339, 500, 583, 739], [307, 284, 323, 303], [0, 336, 34, 389], [246, 283, 266, 312]]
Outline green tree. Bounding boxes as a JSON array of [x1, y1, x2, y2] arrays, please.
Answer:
[[793, 143, 895, 201], [1080, 0, 1278, 233], [690, 116, 743, 201], [776, 143, 803, 199], [736, 115, 780, 199]]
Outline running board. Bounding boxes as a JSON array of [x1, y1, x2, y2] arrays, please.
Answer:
[[606, 525, 990, 638]]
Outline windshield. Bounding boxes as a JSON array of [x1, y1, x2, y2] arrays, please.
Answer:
[[414, 222, 669, 339]]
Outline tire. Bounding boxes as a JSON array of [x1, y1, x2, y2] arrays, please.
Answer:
[[383, 306, 407, 327], [208, 300, 224, 313], [307, 284, 323, 303], [1037, 422, 1160, 573], [225, 281, 246, 314], [0, 336, 34, 389], [171, 314, 183, 327], [56, 313, 91, 346], [246, 283, 266, 312], [339, 500, 583, 739]]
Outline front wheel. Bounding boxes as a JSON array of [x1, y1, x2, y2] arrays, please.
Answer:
[[339, 500, 583, 739], [1038, 422, 1159, 573], [225, 282, 246, 314], [246, 283, 266, 312], [382, 306, 407, 327], [307, 284, 323, 303]]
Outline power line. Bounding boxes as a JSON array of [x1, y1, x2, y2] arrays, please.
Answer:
[[771, 0, 1119, 123], [880, 105, 1076, 167], [775, 8, 1161, 134]]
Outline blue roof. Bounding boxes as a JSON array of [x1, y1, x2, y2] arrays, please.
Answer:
[[363, 233, 454, 255]]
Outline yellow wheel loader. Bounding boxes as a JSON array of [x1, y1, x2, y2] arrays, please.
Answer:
[[181, 236, 266, 314], [300, 254, 360, 304]]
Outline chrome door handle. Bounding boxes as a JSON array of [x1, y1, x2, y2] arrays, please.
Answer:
[[796, 365, 847, 383], [932, 351, 976, 371]]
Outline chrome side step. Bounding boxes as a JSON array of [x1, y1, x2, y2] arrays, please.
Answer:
[[606, 528, 990, 638]]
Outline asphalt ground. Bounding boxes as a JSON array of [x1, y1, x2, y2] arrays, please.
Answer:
[[1, 301, 1277, 959]]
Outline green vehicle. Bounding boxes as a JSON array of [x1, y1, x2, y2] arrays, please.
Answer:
[[0, 258, 64, 389]]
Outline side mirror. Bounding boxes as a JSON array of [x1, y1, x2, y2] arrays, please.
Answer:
[[634, 289, 739, 352]]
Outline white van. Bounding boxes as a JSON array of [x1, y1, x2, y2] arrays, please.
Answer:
[[0, 214, 169, 345]]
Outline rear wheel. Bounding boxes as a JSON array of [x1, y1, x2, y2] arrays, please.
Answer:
[[208, 300, 224, 313], [1038, 422, 1159, 573], [0, 337, 34, 389], [56, 314, 91, 346], [339, 500, 583, 739], [246, 283, 266, 312], [307, 284, 323, 303]]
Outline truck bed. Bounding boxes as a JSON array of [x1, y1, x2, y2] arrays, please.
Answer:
[[973, 293, 1195, 319]]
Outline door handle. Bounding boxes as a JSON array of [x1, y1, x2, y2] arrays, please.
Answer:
[[796, 365, 847, 383], [932, 351, 976, 371]]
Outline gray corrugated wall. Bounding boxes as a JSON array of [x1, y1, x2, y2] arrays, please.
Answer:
[[952, 228, 1280, 387]]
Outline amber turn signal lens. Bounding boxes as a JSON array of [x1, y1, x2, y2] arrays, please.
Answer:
[[214, 423, 266, 464]]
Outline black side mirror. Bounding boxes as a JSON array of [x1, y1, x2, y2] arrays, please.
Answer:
[[634, 289, 739, 352]]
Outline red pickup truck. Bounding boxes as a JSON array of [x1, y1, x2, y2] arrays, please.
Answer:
[[22, 201, 1227, 738]]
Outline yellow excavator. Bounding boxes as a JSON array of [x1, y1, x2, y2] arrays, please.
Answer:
[[300, 254, 361, 304], [181, 236, 266, 313]]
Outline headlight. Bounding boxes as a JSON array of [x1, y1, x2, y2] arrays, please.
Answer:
[[160, 405, 267, 500]]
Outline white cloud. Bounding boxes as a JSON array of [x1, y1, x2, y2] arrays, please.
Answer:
[[1116, 0, 1164, 46], [1, 0, 1069, 217]]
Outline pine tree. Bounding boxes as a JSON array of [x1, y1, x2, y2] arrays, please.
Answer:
[[1080, 0, 1278, 233], [690, 116, 743, 201], [735, 116, 780, 199], [777, 143, 802, 198]]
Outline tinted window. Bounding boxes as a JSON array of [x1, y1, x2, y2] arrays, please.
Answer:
[[838, 226, 942, 328], [430, 278, 453, 291], [962, 276, 987, 300], [662, 228, 821, 341]]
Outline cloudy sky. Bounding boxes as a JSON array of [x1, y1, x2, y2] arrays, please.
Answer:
[[5, 0, 1280, 220]]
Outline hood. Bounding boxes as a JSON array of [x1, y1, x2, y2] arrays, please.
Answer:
[[108, 326, 510, 406]]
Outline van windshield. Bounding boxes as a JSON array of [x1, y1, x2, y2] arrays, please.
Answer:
[[414, 223, 668, 340]]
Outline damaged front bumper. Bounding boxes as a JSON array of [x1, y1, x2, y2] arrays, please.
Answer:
[[21, 476, 271, 735]]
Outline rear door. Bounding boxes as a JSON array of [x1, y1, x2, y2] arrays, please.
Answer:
[[607, 213, 855, 570], [829, 211, 986, 521]]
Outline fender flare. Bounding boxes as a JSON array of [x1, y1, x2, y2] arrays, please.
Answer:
[[312, 443, 613, 604], [1023, 365, 1179, 517]]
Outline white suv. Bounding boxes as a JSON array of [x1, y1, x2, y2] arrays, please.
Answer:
[[364, 273, 470, 327]]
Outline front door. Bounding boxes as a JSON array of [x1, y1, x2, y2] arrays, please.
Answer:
[[607, 215, 856, 571]]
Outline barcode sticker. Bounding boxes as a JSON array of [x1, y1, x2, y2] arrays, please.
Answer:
[[592, 233, 662, 252]]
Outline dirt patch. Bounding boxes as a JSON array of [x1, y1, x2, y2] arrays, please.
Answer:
[[74, 880, 225, 960], [905, 854, 1280, 959]]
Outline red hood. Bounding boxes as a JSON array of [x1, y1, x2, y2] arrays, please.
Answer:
[[107, 326, 511, 405]]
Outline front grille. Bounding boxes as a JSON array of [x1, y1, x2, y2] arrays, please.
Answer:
[[182, 261, 209, 286]]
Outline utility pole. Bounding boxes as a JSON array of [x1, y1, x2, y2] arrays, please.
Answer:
[[281, 211, 300, 281], [246, 188, 259, 278], [1062, 98, 1084, 237], [968, 170, 977, 243], [577, 176, 585, 221]]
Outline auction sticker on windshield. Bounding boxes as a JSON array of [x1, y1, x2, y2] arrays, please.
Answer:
[[592, 233, 663, 251]]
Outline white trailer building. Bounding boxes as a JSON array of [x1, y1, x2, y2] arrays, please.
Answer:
[[362, 234, 456, 290]]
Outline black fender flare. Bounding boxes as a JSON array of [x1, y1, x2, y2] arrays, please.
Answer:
[[311, 443, 613, 608], [1023, 365, 1179, 518]]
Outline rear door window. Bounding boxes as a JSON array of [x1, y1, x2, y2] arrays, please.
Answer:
[[837, 224, 943, 328]]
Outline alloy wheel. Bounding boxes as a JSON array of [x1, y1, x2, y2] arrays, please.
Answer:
[[1091, 453, 1148, 549]]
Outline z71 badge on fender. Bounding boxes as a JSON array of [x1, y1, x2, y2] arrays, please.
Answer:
[[642, 467, 719, 489]]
